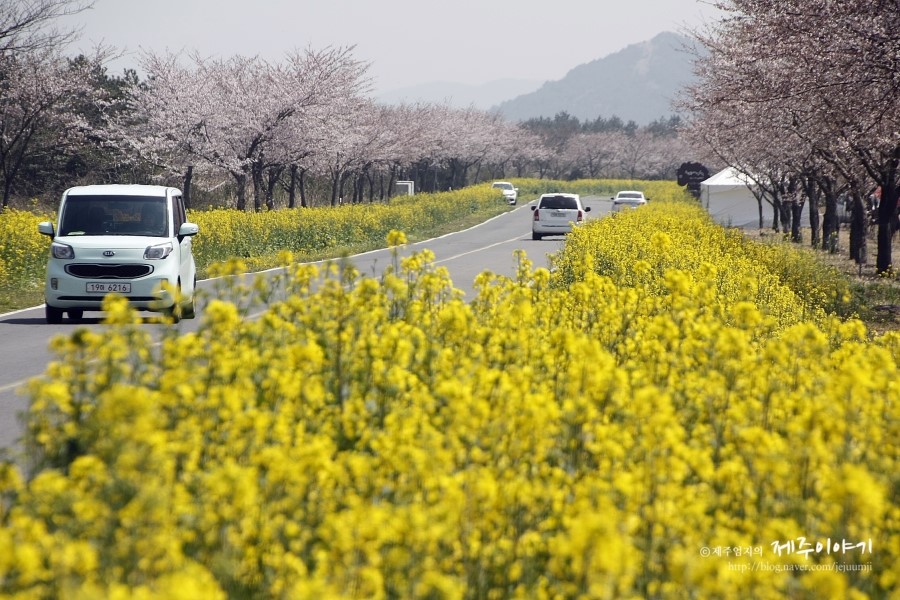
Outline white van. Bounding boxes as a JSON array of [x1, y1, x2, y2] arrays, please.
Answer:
[[38, 184, 199, 323]]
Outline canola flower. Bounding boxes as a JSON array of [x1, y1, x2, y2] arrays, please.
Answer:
[[0, 208, 53, 293], [0, 202, 897, 599]]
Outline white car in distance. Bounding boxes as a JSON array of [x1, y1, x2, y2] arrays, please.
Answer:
[[611, 190, 648, 212], [492, 181, 519, 205]]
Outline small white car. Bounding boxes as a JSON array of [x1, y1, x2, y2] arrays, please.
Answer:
[[492, 181, 519, 205], [38, 184, 200, 323], [611, 190, 648, 212], [531, 193, 590, 240]]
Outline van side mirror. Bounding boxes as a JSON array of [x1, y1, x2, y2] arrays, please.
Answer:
[[38, 221, 55, 238], [179, 222, 199, 237]]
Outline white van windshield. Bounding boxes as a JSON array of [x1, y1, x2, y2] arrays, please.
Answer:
[[60, 195, 168, 237]]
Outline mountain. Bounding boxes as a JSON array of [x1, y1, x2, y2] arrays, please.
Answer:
[[496, 31, 698, 125], [375, 78, 543, 110]]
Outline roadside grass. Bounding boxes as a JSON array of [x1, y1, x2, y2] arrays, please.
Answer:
[[746, 227, 900, 333], [0, 286, 43, 314], [848, 279, 900, 333]]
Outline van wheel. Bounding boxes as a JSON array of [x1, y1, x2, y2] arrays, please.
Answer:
[[46, 304, 64, 324], [532, 232, 542, 240], [181, 290, 196, 319], [67, 309, 84, 321], [181, 302, 195, 320]]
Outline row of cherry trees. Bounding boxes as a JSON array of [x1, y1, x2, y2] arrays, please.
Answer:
[[105, 49, 688, 210], [681, 0, 900, 273], [0, 1, 690, 211]]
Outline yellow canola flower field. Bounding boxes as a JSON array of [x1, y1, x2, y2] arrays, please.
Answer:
[[0, 209, 52, 292], [1, 202, 898, 599]]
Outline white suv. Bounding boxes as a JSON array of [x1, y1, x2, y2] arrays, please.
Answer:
[[531, 193, 590, 240], [611, 190, 648, 212], [38, 184, 200, 323], [491, 181, 519, 205]]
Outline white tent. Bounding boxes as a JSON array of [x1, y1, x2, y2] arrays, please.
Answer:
[[699, 167, 809, 228]]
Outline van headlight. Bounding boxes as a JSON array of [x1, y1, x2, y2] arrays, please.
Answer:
[[50, 241, 74, 259], [144, 242, 174, 260]]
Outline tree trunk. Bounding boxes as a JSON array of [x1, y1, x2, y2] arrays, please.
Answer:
[[803, 176, 820, 248], [288, 164, 298, 209], [2, 180, 11, 209], [791, 201, 803, 243], [338, 172, 351, 205], [446, 159, 459, 192], [299, 170, 308, 208], [876, 223, 893, 274], [849, 192, 868, 265], [330, 169, 341, 206], [386, 168, 397, 201], [820, 179, 840, 254], [357, 173, 365, 203], [182, 165, 193, 209], [875, 186, 897, 274], [265, 167, 281, 211], [779, 201, 793, 235], [233, 172, 248, 211], [251, 161, 264, 212]]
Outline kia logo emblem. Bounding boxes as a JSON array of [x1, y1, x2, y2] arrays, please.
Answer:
[[103, 251, 115, 257]]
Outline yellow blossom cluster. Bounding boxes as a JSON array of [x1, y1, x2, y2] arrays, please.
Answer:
[[553, 199, 855, 329], [0, 208, 53, 292], [0, 201, 897, 598]]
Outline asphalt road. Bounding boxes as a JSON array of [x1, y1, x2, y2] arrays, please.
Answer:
[[0, 195, 612, 453]]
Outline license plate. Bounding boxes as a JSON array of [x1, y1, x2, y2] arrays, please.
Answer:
[[86, 282, 131, 293], [553, 211, 567, 217]]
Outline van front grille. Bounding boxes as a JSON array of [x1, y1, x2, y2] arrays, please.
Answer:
[[65, 263, 153, 279]]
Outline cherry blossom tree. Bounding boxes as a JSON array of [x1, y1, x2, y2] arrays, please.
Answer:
[[507, 128, 547, 178], [561, 131, 621, 179], [435, 106, 501, 190], [117, 47, 369, 211], [310, 97, 384, 206], [683, 0, 900, 272], [0, 48, 104, 207], [371, 102, 439, 199]]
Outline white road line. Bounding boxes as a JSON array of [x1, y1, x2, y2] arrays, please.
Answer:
[[433, 235, 526, 265], [0, 380, 28, 395]]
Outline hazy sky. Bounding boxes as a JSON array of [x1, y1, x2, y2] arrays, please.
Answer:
[[63, 0, 721, 94]]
